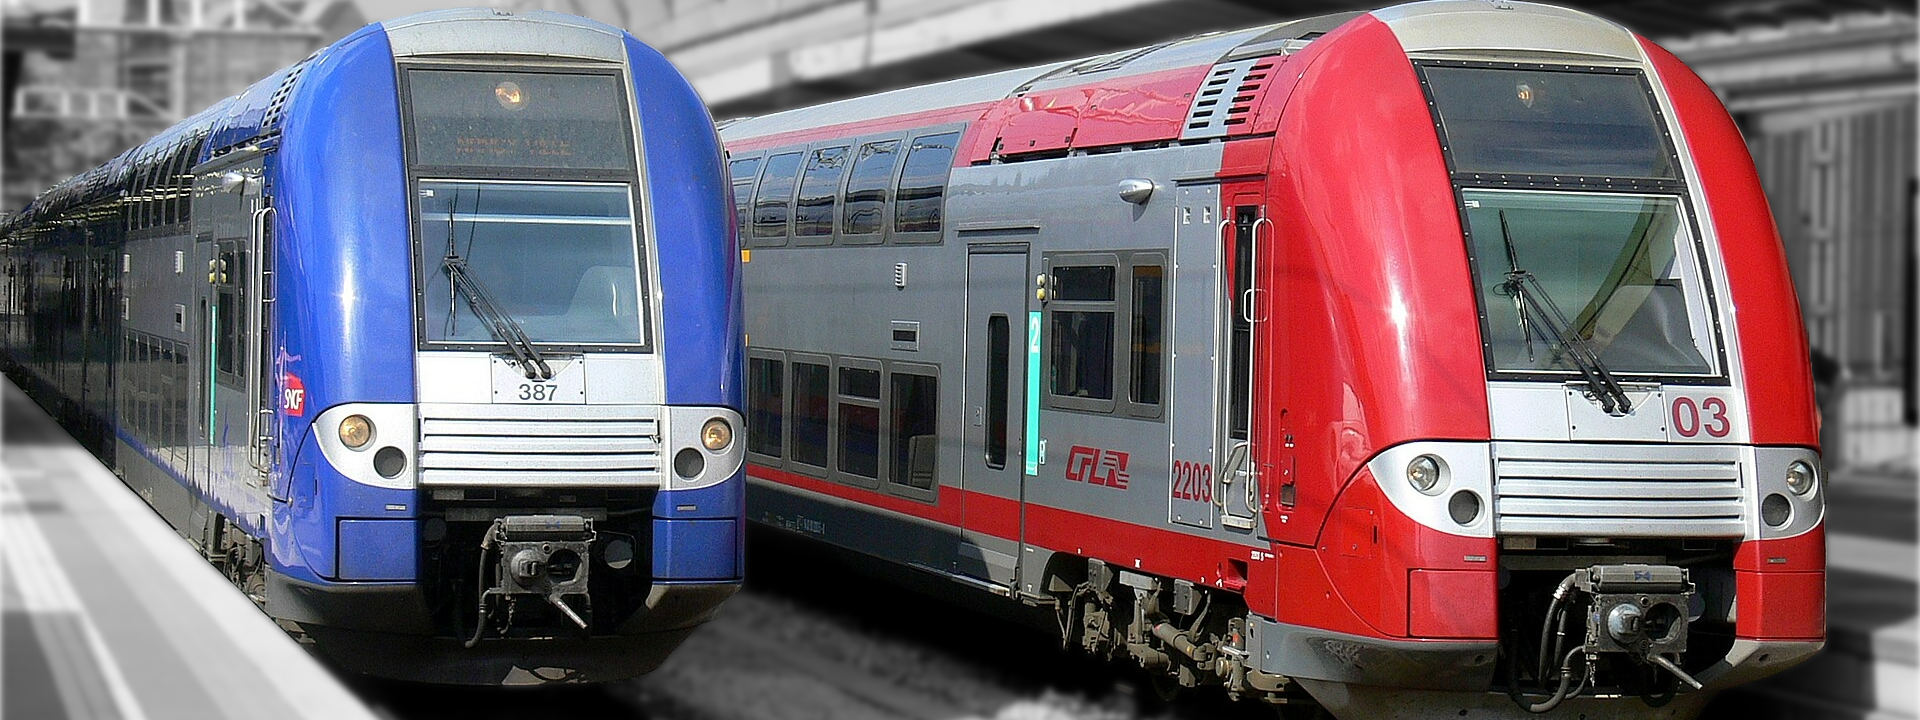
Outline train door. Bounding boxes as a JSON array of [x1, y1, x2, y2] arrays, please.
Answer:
[[1217, 203, 1264, 530], [959, 246, 1029, 590], [1168, 185, 1221, 529], [198, 160, 271, 489]]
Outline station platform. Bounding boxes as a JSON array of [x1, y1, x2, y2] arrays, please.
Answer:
[[1, 380, 377, 720]]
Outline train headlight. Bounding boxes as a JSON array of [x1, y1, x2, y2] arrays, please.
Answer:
[[1407, 454, 1443, 494], [339, 414, 374, 449], [1785, 460, 1817, 497], [701, 418, 733, 451]]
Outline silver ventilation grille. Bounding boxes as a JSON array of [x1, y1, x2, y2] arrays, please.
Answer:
[[418, 404, 663, 487], [1181, 57, 1277, 140], [1492, 442, 1745, 537]]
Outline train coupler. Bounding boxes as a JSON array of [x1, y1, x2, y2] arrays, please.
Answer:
[[464, 515, 597, 647], [1510, 564, 1698, 713]]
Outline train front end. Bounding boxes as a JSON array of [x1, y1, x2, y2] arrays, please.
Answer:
[[1263, 2, 1824, 716], [266, 10, 742, 684]]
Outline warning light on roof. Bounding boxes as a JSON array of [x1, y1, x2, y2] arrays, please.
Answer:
[[495, 81, 527, 111]]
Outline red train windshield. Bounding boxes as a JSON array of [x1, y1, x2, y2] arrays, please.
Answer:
[[1463, 190, 1718, 378], [1419, 62, 1724, 381]]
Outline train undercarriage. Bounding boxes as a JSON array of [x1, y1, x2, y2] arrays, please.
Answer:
[[1037, 538, 1746, 719]]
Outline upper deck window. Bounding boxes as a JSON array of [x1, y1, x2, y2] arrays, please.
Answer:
[[1420, 65, 1674, 182], [406, 69, 634, 172], [752, 152, 803, 242], [795, 146, 849, 238], [843, 140, 900, 237], [895, 132, 959, 236]]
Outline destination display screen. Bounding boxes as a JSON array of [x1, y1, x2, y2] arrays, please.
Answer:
[[406, 69, 634, 171], [1421, 66, 1674, 180]]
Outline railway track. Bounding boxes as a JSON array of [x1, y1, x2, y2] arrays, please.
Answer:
[[356, 523, 1875, 720], [359, 527, 1275, 720]]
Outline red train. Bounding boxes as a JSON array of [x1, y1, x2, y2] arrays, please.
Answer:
[[720, 1, 1825, 716]]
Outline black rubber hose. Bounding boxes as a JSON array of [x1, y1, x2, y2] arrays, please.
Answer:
[[1536, 573, 1578, 682], [1509, 646, 1588, 714], [463, 540, 495, 648]]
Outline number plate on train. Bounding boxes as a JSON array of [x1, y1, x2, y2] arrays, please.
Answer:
[[490, 356, 586, 404]]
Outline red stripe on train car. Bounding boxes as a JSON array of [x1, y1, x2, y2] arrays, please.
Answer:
[[747, 464, 1270, 595], [725, 101, 1001, 155]]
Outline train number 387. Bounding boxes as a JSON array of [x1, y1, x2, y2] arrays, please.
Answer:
[[518, 383, 561, 402], [1171, 460, 1213, 503]]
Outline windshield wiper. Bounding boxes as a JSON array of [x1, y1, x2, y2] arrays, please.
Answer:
[[1498, 211, 1633, 416], [442, 191, 552, 381]]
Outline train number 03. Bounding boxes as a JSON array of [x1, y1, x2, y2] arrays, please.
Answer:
[[1171, 460, 1213, 503], [1670, 395, 1731, 438]]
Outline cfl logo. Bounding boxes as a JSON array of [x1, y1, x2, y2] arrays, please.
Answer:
[[1065, 445, 1131, 490]]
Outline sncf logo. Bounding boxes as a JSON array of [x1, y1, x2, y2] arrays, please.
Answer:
[[1065, 445, 1131, 490], [282, 373, 306, 417]]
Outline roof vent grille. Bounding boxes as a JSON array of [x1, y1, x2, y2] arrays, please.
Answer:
[[1182, 57, 1277, 140]]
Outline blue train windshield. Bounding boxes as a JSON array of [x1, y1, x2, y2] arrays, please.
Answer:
[[416, 180, 648, 348], [1464, 190, 1718, 378]]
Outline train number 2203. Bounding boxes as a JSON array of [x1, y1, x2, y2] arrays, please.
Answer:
[[1171, 460, 1214, 503]]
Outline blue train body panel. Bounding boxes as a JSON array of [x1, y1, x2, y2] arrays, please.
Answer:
[[626, 35, 743, 411]]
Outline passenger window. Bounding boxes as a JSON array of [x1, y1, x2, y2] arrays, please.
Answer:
[[168, 343, 187, 454], [1227, 208, 1256, 439], [729, 157, 762, 236], [1049, 265, 1116, 402], [168, 151, 191, 224], [842, 140, 900, 238], [889, 371, 937, 490], [162, 158, 177, 225], [215, 247, 241, 381], [986, 315, 1009, 469], [752, 152, 802, 243], [794, 146, 848, 239], [1129, 262, 1165, 407], [790, 360, 830, 468], [894, 132, 958, 238], [838, 366, 881, 481], [747, 356, 783, 459], [135, 167, 152, 229]]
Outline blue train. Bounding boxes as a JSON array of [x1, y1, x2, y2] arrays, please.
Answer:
[[0, 9, 743, 684]]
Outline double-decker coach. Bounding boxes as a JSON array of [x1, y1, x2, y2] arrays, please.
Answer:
[[1, 9, 744, 684], [721, 1, 1823, 716]]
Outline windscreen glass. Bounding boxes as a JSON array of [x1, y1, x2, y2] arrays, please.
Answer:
[[407, 69, 633, 171], [1464, 190, 1716, 377], [416, 180, 647, 347], [1423, 66, 1673, 179]]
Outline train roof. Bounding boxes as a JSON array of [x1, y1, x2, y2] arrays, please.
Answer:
[[715, 1, 1644, 150], [3, 9, 638, 234], [714, 9, 1364, 145]]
